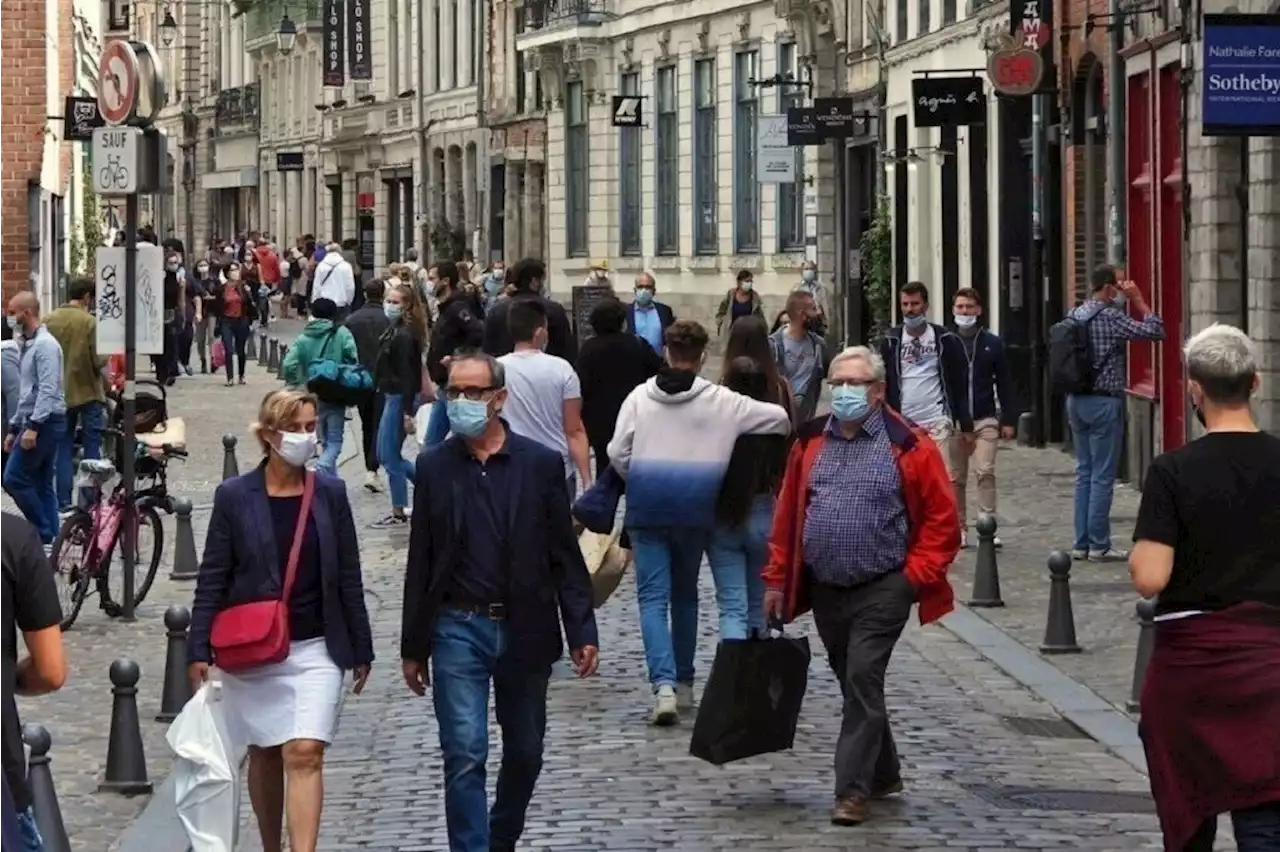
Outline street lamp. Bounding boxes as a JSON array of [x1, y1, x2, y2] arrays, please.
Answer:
[[277, 13, 297, 55], [159, 7, 178, 46]]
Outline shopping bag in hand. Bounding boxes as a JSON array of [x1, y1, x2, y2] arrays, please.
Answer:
[[166, 683, 245, 852], [211, 340, 226, 371], [689, 631, 811, 766]]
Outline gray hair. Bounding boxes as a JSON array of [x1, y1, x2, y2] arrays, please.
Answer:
[[635, 271, 656, 288], [1183, 323, 1257, 404], [404, 247, 419, 262], [828, 345, 886, 382], [450, 349, 506, 390]]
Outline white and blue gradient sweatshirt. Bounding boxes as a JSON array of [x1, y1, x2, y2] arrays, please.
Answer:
[[608, 375, 791, 528]]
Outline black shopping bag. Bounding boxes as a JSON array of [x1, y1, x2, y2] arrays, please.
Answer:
[[689, 633, 811, 766]]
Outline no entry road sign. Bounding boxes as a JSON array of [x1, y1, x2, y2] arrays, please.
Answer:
[[98, 40, 140, 126]]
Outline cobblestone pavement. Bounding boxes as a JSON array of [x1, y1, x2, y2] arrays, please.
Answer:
[[945, 442, 1145, 713]]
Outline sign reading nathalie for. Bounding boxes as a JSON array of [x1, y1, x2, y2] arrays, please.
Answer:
[[1202, 14, 1280, 137]]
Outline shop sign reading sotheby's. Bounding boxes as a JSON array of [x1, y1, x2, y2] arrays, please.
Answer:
[[1202, 13, 1280, 137]]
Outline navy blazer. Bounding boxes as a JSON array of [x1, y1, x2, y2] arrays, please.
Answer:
[[626, 301, 675, 339], [187, 465, 375, 669], [400, 429, 599, 669], [957, 327, 1021, 428]]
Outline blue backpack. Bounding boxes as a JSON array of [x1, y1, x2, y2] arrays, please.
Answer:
[[306, 328, 373, 406]]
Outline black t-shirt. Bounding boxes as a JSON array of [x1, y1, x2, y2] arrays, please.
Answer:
[[2, 513, 64, 812], [1133, 431, 1280, 617]]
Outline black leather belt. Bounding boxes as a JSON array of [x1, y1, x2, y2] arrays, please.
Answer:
[[445, 601, 506, 620]]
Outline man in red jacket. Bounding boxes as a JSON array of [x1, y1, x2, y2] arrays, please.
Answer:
[[762, 344, 960, 828]]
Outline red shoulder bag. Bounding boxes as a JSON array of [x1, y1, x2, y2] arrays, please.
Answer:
[[210, 473, 315, 673]]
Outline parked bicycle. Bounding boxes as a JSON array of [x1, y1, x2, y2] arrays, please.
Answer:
[[49, 431, 187, 629]]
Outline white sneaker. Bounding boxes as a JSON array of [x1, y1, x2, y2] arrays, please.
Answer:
[[675, 683, 695, 713], [363, 471, 382, 493], [651, 685, 679, 726], [960, 531, 969, 549]]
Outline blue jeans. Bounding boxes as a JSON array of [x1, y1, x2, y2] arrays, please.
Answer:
[[57, 400, 105, 509], [1188, 802, 1280, 851], [375, 393, 416, 510], [629, 526, 709, 689], [430, 608, 551, 852], [425, 396, 450, 446], [16, 806, 42, 851], [219, 318, 250, 380], [316, 402, 346, 476], [3, 415, 66, 544], [707, 494, 774, 640], [1066, 394, 1125, 551]]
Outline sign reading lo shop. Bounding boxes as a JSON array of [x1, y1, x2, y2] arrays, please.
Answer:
[[1202, 14, 1280, 137]]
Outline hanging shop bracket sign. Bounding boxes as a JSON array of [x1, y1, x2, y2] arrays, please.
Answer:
[[912, 76, 987, 127]]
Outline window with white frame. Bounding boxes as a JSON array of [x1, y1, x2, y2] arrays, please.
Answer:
[[389, 0, 400, 94], [694, 57, 717, 255], [618, 72, 642, 256], [734, 49, 760, 253], [918, 0, 931, 36], [777, 42, 805, 251], [896, 0, 908, 43], [565, 81, 589, 257], [655, 65, 679, 255]]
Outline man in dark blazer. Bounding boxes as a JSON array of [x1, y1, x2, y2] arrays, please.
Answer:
[[627, 272, 675, 354], [483, 258, 577, 364], [401, 351, 599, 852]]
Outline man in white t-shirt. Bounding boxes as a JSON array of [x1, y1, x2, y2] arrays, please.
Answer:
[[497, 299, 592, 495]]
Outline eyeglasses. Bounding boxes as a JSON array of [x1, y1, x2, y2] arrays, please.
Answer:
[[444, 385, 497, 402], [828, 379, 875, 388]]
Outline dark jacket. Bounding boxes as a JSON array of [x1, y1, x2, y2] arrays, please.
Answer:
[[401, 431, 599, 667], [956, 327, 1020, 428], [375, 324, 425, 414], [878, 323, 974, 433], [344, 300, 391, 370], [426, 294, 484, 385], [484, 290, 577, 364], [575, 331, 662, 449], [626, 301, 675, 342], [186, 466, 375, 669]]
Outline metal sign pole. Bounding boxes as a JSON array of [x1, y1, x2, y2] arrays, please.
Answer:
[[121, 195, 139, 621]]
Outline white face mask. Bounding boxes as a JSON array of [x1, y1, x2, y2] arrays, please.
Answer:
[[954, 314, 978, 329], [273, 430, 317, 467]]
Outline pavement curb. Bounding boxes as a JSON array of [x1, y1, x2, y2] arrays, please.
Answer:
[[940, 604, 1149, 776]]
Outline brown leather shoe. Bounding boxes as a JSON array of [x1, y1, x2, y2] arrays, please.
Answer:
[[871, 779, 904, 799], [831, 796, 869, 826]]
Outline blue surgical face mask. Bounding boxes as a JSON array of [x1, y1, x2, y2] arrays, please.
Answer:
[[384, 303, 403, 321], [830, 385, 872, 422], [485, 274, 502, 294], [634, 288, 654, 306], [447, 398, 491, 437], [954, 314, 978, 329], [903, 313, 928, 330]]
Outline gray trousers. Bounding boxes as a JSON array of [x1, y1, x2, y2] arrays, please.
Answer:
[[810, 569, 914, 799]]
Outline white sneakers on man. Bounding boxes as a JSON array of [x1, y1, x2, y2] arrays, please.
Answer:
[[651, 685, 679, 726]]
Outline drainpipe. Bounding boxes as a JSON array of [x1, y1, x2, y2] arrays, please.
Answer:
[[1106, 0, 1126, 267], [417, 1, 429, 253]]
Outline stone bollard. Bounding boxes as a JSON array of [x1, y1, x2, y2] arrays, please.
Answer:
[[100, 659, 153, 795], [267, 337, 280, 373], [257, 330, 269, 366], [246, 329, 257, 360], [221, 434, 239, 481], [169, 498, 199, 581], [1040, 551, 1082, 655], [967, 513, 1005, 608], [22, 724, 72, 852], [157, 606, 193, 722], [1126, 596, 1158, 713], [276, 345, 289, 381]]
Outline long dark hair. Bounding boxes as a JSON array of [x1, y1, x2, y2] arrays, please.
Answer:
[[715, 356, 790, 528], [723, 315, 785, 405]]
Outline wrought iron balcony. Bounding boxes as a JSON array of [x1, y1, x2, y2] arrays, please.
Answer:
[[215, 83, 260, 133], [522, 0, 608, 30], [242, 0, 322, 45]]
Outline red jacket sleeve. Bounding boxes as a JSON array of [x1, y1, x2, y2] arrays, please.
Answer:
[[902, 434, 961, 589], [762, 438, 806, 591]]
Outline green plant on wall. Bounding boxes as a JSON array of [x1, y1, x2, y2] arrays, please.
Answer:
[[860, 193, 893, 343], [70, 167, 105, 276], [429, 218, 467, 262]]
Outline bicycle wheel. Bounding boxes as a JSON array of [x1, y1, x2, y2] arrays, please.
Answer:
[[101, 505, 165, 612], [50, 512, 95, 630]]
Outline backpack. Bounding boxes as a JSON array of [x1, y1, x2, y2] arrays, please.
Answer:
[[1048, 305, 1114, 395], [305, 328, 373, 406]]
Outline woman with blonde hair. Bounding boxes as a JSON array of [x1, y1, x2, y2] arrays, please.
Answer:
[[186, 389, 374, 852], [371, 282, 428, 527]]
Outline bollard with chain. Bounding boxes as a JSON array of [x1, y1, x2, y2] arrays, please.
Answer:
[[267, 337, 280, 373], [1040, 551, 1082, 654], [157, 606, 193, 722], [100, 659, 153, 795], [967, 513, 1005, 608], [169, 498, 198, 581], [277, 345, 289, 381], [221, 434, 239, 481], [23, 724, 71, 852], [1126, 596, 1157, 713]]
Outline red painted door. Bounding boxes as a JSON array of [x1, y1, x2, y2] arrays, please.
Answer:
[[1126, 71, 1156, 400], [1157, 64, 1185, 450]]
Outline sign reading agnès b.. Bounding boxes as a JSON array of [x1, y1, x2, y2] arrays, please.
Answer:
[[1202, 14, 1280, 137]]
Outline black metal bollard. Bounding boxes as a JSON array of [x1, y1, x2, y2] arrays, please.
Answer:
[[967, 513, 1005, 608], [169, 498, 198, 581], [267, 337, 280, 373], [257, 330, 269, 366], [277, 345, 289, 381], [221, 434, 239, 481], [1126, 596, 1157, 713], [157, 606, 193, 722], [1040, 551, 1082, 654], [22, 724, 71, 852], [100, 659, 153, 795], [246, 329, 257, 360]]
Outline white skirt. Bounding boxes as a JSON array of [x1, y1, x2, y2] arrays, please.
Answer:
[[219, 637, 345, 748]]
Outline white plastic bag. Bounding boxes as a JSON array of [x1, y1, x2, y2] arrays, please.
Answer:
[[166, 682, 245, 852], [414, 403, 433, 447]]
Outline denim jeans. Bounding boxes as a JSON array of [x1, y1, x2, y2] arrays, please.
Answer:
[[1187, 802, 1280, 852], [430, 608, 551, 852], [628, 526, 709, 689], [3, 415, 66, 544], [1066, 394, 1125, 551], [315, 402, 346, 476], [16, 806, 42, 851], [707, 494, 774, 640], [425, 396, 450, 446], [57, 401, 105, 509], [375, 393, 416, 510], [219, 318, 250, 381]]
